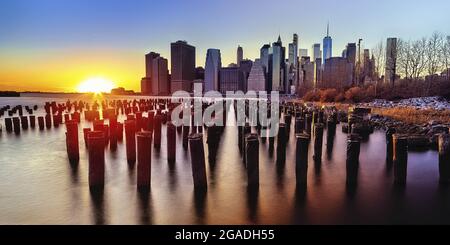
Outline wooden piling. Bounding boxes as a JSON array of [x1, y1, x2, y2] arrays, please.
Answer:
[[189, 133, 207, 189]]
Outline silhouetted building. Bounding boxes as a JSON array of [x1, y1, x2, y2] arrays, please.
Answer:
[[385, 37, 397, 87], [219, 67, 244, 93], [195, 67, 205, 80], [299, 49, 308, 58], [152, 56, 169, 95], [141, 52, 160, 94], [112, 87, 135, 95], [204, 49, 221, 92], [323, 23, 332, 62], [312, 43, 321, 64], [239, 59, 253, 92], [269, 35, 286, 92], [322, 57, 354, 89], [301, 57, 315, 89], [247, 59, 266, 92], [260, 44, 270, 72], [171, 40, 196, 92], [237, 46, 243, 67], [289, 34, 299, 92]]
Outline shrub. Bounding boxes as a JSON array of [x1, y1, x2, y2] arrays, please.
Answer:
[[345, 87, 364, 103], [320, 89, 338, 102]]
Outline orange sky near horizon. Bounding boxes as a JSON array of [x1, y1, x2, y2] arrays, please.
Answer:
[[0, 48, 144, 93]]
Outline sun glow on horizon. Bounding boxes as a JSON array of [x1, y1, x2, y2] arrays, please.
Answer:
[[77, 77, 116, 93]]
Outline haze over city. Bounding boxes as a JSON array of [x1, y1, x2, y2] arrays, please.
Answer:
[[0, 0, 449, 92]]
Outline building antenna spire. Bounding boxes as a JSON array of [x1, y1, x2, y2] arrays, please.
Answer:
[[327, 21, 329, 37]]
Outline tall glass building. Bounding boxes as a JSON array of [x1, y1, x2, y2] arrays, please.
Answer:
[[204, 49, 222, 92], [269, 36, 286, 92], [323, 24, 332, 63]]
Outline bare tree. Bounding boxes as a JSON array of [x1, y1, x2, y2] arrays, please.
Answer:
[[371, 40, 385, 79], [409, 38, 427, 79], [441, 35, 450, 78], [397, 39, 412, 79], [426, 31, 444, 76]]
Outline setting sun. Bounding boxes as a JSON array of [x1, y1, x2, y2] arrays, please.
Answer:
[[77, 77, 116, 93]]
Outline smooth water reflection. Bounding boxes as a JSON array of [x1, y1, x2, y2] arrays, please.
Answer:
[[0, 95, 449, 224]]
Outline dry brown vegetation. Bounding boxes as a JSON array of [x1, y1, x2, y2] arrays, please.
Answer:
[[371, 107, 450, 125]]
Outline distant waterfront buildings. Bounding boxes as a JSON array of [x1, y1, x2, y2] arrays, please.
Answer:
[[385, 37, 398, 87], [171, 40, 196, 93], [260, 44, 270, 72], [204, 49, 222, 92]]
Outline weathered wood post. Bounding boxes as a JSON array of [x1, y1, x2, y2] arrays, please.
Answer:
[[38, 116, 45, 130], [153, 114, 162, 149], [29, 115, 36, 129], [13, 117, 20, 134], [125, 120, 136, 164], [5, 118, 13, 133], [313, 123, 324, 162], [88, 131, 105, 189], [386, 127, 396, 163], [393, 134, 408, 185], [167, 122, 176, 164], [65, 120, 79, 163], [137, 131, 152, 190], [438, 134, 450, 183], [296, 133, 310, 185], [189, 133, 207, 189], [246, 134, 259, 187], [276, 123, 287, 165], [346, 134, 361, 184]]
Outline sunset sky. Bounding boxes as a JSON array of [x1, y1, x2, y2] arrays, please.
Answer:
[[0, 0, 449, 92]]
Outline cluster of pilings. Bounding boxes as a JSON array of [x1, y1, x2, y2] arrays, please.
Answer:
[[342, 107, 374, 138], [1, 104, 39, 134]]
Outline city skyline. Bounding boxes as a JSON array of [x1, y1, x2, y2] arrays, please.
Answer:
[[1, 0, 449, 92]]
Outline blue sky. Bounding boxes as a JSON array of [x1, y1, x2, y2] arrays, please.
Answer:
[[0, 0, 449, 91]]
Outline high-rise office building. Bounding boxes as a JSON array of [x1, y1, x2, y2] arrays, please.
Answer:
[[237, 46, 243, 67], [299, 49, 308, 58], [171, 40, 196, 92], [312, 43, 321, 63], [385, 38, 397, 86], [151, 56, 169, 95], [204, 49, 222, 92], [322, 57, 354, 89], [219, 67, 244, 94], [346, 43, 357, 66], [260, 44, 270, 72], [269, 36, 286, 92], [289, 34, 298, 67], [141, 52, 160, 94], [247, 59, 266, 92], [239, 59, 253, 93], [323, 23, 332, 62]]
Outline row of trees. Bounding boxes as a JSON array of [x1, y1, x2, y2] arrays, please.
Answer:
[[372, 32, 450, 80]]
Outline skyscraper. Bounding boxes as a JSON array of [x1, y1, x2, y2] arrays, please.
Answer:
[[269, 36, 286, 92], [219, 67, 244, 94], [237, 46, 243, 67], [299, 49, 308, 58], [289, 34, 298, 67], [346, 43, 357, 85], [385, 38, 397, 87], [312, 43, 321, 65], [247, 59, 266, 92], [170, 40, 196, 93], [322, 57, 353, 89], [260, 44, 270, 71], [151, 56, 169, 95], [239, 59, 253, 93], [204, 49, 222, 92], [141, 52, 160, 94], [323, 23, 332, 62]]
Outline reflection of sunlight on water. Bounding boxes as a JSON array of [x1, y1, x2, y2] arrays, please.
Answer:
[[0, 94, 447, 224]]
